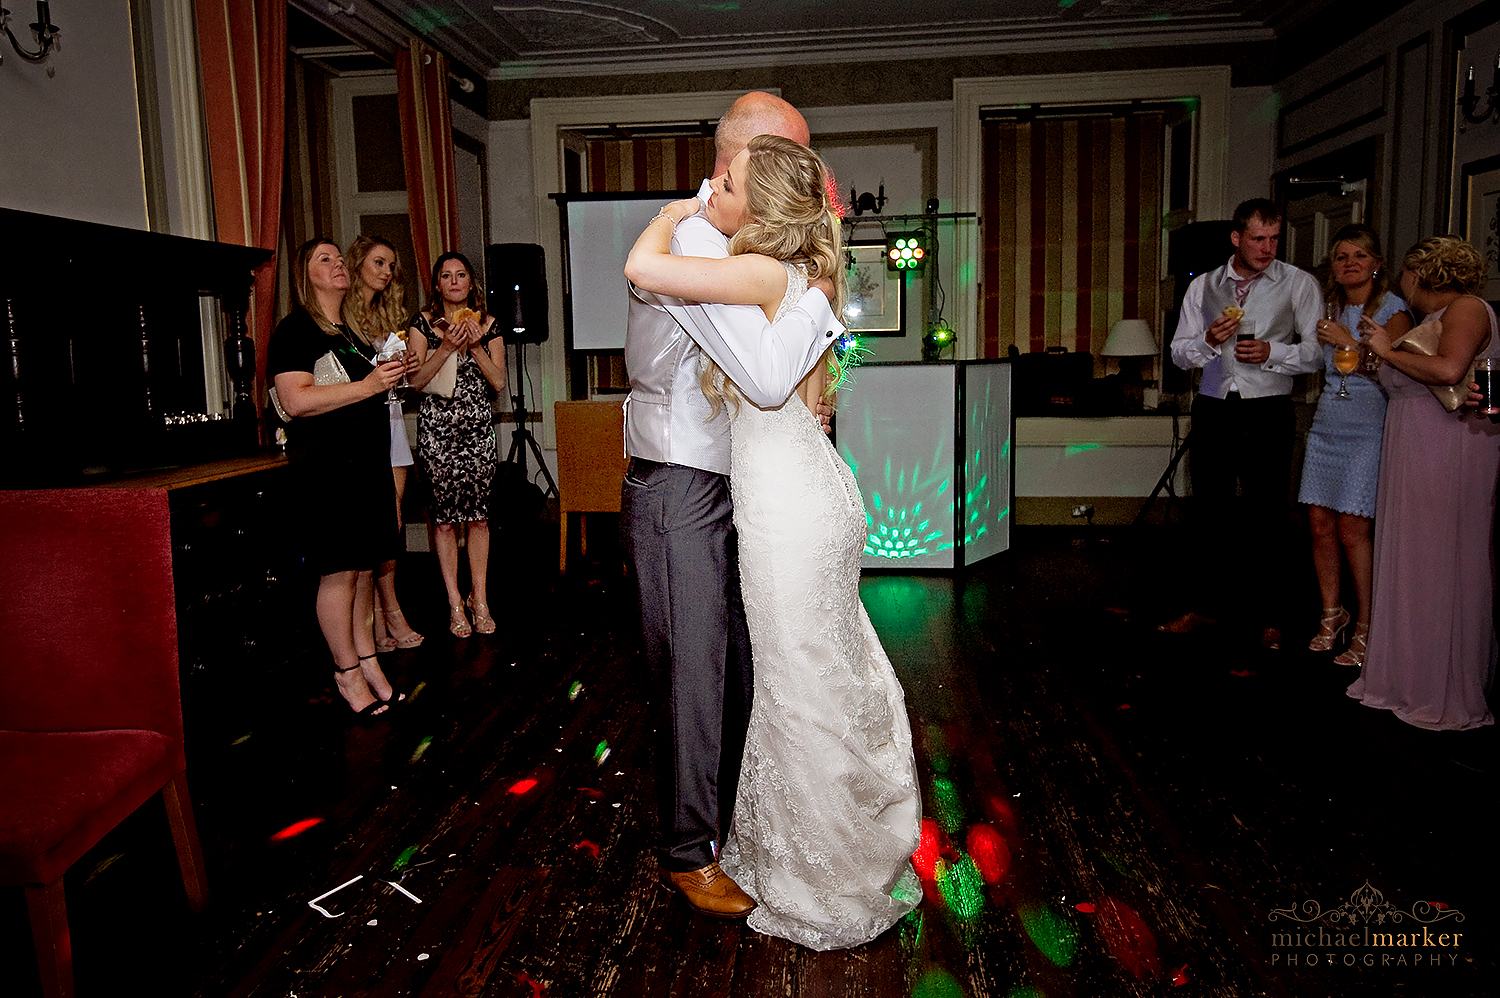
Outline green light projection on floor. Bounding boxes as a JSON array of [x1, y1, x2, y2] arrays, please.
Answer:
[[913, 968, 966, 998], [1019, 902, 1079, 967], [937, 852, 985, 922], [930, 775, 965, 834]]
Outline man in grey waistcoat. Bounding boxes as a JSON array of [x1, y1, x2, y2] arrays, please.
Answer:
[[1166, 197, 1322, 648], [620, 92, 844, 918]]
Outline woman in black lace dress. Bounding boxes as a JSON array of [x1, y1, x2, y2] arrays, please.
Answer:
[[408, 252, 507, 637]]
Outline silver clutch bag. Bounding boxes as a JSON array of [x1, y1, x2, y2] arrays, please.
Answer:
[[270, 350, 351, 421]]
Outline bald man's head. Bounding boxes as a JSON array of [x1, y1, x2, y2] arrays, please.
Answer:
[[714, 92, 809, 175]]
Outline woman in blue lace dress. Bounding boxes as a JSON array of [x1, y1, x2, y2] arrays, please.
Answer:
[[1298, 224, 1410, 665]]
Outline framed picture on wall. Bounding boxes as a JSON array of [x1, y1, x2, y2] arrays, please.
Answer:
[[842, 243, 906, 336], [1462, 153, 1500, 301]]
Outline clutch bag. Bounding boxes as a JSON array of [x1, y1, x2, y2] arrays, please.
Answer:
[[269, 349, 352, 421], [1391, 319, 1472, 413], [422, 351, 458, 398]]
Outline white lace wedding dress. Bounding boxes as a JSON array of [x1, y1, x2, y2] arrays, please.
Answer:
[[717, 264, 923, 951]]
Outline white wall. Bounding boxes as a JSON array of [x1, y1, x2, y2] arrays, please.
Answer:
[[0, 0, 149, 229]]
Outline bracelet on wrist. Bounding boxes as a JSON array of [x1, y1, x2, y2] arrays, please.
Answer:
[[653, 210, 679, 233]]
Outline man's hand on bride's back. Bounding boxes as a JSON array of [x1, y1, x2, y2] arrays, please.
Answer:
[[809, 276, 835, 301], [816, 399, 834, 435]]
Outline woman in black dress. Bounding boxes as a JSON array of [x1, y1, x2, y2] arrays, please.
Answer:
[[408, 252, 507, 638], [267, 238, 407, 719]]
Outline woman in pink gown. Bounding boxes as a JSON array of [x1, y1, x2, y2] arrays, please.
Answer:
[[1350, 235, 1499, 730]]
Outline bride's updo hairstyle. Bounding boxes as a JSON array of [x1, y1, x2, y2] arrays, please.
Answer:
[[705, 134, 848, 416]]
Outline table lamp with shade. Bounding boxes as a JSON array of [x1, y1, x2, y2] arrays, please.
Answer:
[[1101, 319, 1158, 409]]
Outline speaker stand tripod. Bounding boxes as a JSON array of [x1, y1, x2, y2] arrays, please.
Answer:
[[501, 340, 558, 499], [1131, 414, 1189, 527]]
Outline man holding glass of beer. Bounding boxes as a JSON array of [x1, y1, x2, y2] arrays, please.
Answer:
[[1163, 198, 1323, 649]]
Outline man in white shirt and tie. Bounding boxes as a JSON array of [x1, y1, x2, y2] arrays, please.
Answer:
[[620, 92, 843, 917], [1165, 198, 1322, 648]]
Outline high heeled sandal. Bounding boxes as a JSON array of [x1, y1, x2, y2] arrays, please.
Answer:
[[467, 595, 496, 635], [334, 661, 389, 721], [358, 653, 405, 705], [1333, 623, 1369, 667], [1307, 606, 1349, 652], [375, 607, 424, 651], [449, 604, 472, 638]]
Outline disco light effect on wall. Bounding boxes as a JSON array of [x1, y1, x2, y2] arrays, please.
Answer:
[[839, 362, 1011, 569]]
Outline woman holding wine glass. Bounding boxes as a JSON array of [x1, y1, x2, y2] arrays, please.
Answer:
[[1348, 235, 1499, 730], [267, 238, 407, 719], [344, 235, 425, 653], [1297, 224, 1409, 665], [407, 252, 507, 638]]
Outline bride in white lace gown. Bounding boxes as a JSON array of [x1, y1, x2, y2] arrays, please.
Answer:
[[626, 135, 921, 950]]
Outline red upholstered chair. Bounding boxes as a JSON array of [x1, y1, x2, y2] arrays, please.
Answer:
[[0, 488, 208, 998]]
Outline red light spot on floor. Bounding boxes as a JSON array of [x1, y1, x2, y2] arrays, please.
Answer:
[[270, 817, 324, 841], [1170, 964, 1189, 986], [574, 840, 600, 859], [912, 818, 941, 880], [1088, 896, 1161, 980], [965, 824, 1010, 884], [509, 779, 538, 794], [1075, 902, 1096, 913]]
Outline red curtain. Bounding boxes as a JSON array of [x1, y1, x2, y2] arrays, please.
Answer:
[[195, 0, 286, 416], [397, 37, 460, 292]]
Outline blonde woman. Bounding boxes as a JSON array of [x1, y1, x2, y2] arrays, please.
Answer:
[[625, 134, 921, 950], [1351, 235, 1500, 730], [345, 235, 424, 652], [1297, 224, 1409, 665]]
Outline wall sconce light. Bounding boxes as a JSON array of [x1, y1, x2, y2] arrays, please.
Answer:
[[0, 1, 59, 67], [1459, 56, 1500, 126], [850, 185, 886, 216]]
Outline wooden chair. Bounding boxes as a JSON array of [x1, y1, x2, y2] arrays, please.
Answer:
[[0, 489, 208, 998], [554, 399, 629, 574]]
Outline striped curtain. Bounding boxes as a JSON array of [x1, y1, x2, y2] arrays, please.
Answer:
[[980, 113, 1163, 365], [397, 37, 460, 287], [587, 136, 715, 192], [194, 0, 286, 414]]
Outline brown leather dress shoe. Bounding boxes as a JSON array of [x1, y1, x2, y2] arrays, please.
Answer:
[[1157, 611, 1217, 634], [661, 862, 756, 919]]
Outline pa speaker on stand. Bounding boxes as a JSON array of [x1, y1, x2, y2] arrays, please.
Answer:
[[485, 243, 557, 518]]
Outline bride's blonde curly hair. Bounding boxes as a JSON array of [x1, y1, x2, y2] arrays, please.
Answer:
[[703, 134, 847, 417]]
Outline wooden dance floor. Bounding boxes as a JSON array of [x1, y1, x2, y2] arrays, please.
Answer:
[[2, 524, 1494, 997]]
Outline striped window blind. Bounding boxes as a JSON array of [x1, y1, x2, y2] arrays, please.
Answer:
[[586, 135, 715, 192], [980, 112, 1164, 365]]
